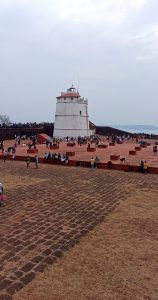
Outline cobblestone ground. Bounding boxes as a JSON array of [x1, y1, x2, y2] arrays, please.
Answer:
[[0, 160, 158, 300]]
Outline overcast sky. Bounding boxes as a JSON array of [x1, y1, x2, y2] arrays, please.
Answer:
[[0, 0, 158, 125]]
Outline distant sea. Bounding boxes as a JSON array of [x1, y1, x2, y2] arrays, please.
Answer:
[[113, 125, 158, 135]]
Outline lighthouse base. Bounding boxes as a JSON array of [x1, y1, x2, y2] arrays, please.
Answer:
[[53, 129, 92, 138]]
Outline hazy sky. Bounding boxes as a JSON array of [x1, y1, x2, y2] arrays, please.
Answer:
[[0, 0, 158, 125]]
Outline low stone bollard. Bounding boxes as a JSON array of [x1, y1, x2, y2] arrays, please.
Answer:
[[98, 144, 108, 149], [87, 147, 96, 152], [153, 145, 157, 153], [67, 142, 76, 147], [27, 149, 38, 154], [110, 154, 120, 160], [135, 146, 141, 151], [66, 151, 75, 156], [140, 144, 147, 148], [50, 145, 59, 150], [129, 150, 136, 155], [117, 141, 123, 144]]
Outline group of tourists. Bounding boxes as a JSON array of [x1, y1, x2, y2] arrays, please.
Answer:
[[0, 139, 16, 161], [46, 137, 60, 148], [44, 152, 69, 164], [28, 136, 37, 150], [63, 134, 143, 147], [90, 156, 100, 169], [0, 134, 38, 162], [26, 155, 39, 169], [26, 152, 69, 168], [140, 160, 148, 173]]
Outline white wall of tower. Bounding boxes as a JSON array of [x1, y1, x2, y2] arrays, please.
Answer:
[[53, 91, 91, 138]]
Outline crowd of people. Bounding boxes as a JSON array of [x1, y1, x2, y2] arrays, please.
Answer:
[[0, 122, 53, 129], [0, 133, 154, 173], [26, 155, 39, 169], [0, 139, 16, 161], [0, 133, 155, 208]]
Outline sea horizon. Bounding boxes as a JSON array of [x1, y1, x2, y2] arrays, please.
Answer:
[[112, 125, 158, 135]]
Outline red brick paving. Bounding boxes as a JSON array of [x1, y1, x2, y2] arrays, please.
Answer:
[[0, 160, 158, 299]]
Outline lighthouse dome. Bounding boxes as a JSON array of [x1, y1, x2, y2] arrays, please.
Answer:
[[57, 85, 80, 99]]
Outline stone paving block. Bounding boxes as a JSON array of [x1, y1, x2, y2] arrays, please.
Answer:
[[21, 262, 35, 273], [31, 256, 43, 263], [0, 295, 12, 300], [14, 271, 23, 279], [34, 263, 47, 273], [7, 282, 24, 295], [0, 280, 12, 291], [21, 272, 35, 285], [43, 256, 56, 265]]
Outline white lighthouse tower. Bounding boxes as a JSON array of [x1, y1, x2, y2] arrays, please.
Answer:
[[53, 85, 91, 138]]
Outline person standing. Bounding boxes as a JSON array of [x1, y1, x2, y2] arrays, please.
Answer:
[[94, 155, 100, 168], [143, 161, 148, 174], [26, 155, 30, 168], [35, 155, 39, 169], [0, 182, 4, 206], [12, 149, 16, 160], [90, 157, 95, 169], [140, 161, 144, 173], [3, 150, 7, 162], [65, 154, 69, 165]]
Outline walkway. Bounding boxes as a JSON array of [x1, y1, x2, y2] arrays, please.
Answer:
[[0, 160, 158, 299]]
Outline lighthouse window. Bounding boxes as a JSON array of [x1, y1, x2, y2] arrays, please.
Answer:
[[71, 97, 73, 100], [80, 110, 82, 115]]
